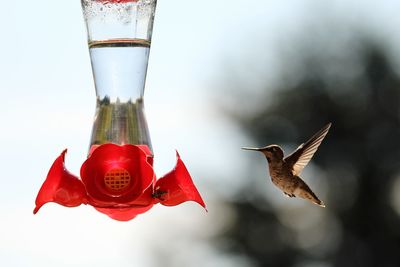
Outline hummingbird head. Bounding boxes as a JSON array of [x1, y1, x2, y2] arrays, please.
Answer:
[[242, 145, 284, 162]]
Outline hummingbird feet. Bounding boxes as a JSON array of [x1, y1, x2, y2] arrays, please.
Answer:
[[284, 192, 296, 198]]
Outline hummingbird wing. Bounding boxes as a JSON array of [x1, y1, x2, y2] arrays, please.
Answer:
[[284, 123, 331, 176]]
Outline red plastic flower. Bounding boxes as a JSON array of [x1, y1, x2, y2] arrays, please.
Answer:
[[34, 144, 205, 221]]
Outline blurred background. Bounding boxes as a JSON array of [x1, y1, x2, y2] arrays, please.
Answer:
[[1, 0, 400, 266]]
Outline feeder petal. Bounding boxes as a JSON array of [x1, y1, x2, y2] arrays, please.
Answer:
[[155, 151, 206, 210], [34, 150, 87, 214]]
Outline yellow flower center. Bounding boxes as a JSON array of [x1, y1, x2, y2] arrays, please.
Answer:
[[104, 168, 131, 192]]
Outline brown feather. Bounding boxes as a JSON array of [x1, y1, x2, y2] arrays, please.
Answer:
[[284, 123, 331, 175]]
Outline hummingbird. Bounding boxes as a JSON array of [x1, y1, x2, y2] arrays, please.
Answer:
[[242, 123, 331, 207]]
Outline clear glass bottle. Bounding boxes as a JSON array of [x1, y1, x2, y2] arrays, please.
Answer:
[[81, 0, 157, 152]]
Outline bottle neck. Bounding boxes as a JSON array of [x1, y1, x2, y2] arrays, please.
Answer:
[[89, 97, 152, 151]]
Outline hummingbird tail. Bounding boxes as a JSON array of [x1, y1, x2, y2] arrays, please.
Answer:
[[303, 193, 325, 208], [315, 200, 326, 208], [294, 181, 325, 208]]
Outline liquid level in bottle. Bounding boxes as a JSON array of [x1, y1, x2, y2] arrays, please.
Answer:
[[89, 38, 151, 49]]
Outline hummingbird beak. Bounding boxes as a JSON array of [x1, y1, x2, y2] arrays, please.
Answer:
[[241, 147, 263, 151]]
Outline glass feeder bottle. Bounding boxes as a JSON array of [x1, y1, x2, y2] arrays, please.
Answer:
[[81, 0, 157, 153]]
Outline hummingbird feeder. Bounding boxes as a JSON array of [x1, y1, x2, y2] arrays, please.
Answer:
[[34, 0, 205, 221]]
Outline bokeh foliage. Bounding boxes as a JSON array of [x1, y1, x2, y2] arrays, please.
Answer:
[[218, 37, 400, 267]]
